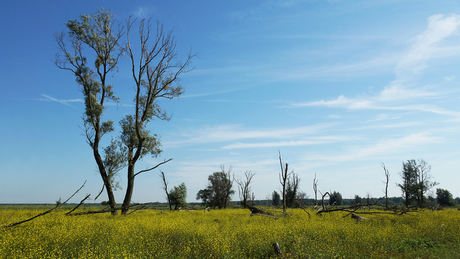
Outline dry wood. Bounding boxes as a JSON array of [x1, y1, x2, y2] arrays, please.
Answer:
[[351, 213, 368, 222]]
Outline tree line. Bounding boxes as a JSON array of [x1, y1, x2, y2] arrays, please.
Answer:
[[161, 157, 458, 211]]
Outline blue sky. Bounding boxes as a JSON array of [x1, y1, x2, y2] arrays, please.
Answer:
[[1, 0, 460, 204]]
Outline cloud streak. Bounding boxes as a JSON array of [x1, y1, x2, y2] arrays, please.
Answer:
[[40, 94, 83, 107], [222, 136, 348, 149], [305, 132, 440, 162], [292, 14, 460, 119], [397, 14, 460, 75], [165, 123, 340, 147]]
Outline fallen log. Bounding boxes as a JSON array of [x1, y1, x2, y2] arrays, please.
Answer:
[[351, 213, 369, 222]]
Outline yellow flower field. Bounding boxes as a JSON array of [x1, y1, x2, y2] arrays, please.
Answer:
[[1, 207, 460, 258]]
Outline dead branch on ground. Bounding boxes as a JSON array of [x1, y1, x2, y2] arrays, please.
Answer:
[[66, 202, 157, 216]]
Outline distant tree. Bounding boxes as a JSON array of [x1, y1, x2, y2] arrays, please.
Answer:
[[278, 152, 290, 213], [397, 160, 419, 207], [236, 171, 255, 207], [285, 173, 300, 208], [296, 191, 308, 207], [329, 191, 342, 205], [313, 173, 318, 206], [416, 159, 438, 207], [397, 159, 438, 208], [436, 188, 456, 207], [272, 191, 281, 206], [456, 197, 460, 205], [169, 183, 187, 210], [196, 189, 213, 207], [196, 166, 235, 209], [381, 163, 390, 208], [353, 195, 362, 206], [366, 192, 372, 205]]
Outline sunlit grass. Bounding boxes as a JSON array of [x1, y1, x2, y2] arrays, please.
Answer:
[[1, 207, 460, 258]]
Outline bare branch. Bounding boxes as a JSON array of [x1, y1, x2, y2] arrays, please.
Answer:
[[1, 181, 87, 228], [65, 194, 91, 215], [67, 202, 157, 216], [134, 158, 173, 178]]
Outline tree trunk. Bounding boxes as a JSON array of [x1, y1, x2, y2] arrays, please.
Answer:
[[94, 146, 118, 215], [122, 162, 135, 215]]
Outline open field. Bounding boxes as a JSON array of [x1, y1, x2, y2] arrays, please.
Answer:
[[1, 207, 460, 258]]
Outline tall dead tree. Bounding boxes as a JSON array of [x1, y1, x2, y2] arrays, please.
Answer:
[[381, 163, 390, 208], [278, 151, 291, 214], [236, 171, 255, 207], [160, 171, 172, 210], [313, 173, 318, 206]]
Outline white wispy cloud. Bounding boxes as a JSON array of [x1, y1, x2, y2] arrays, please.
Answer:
[[396, 14, 460, 75], [304, 132, 440, 162], [222, 136, 348, 149], [132, 7, 153, 19], [164, 123, 339, 147], [40, 94, 83, 107], [292, 14, 460, 119]]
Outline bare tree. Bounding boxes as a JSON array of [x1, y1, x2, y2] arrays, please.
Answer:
[[278, 151, 291, 213], [381, 163, 390, 208], [236, 171, 255, 207], [119, 17, 193, 214], [296, 191, 308, 207], [313, 173, 318, 206], [160, 171, 172, 210], [417, 159, 438, 207]]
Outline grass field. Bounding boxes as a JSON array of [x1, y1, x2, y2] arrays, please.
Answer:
[[1, 206, 460, 258]]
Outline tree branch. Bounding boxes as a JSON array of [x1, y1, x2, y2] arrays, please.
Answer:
[[134, 158, 173, 178], [1, 181, 87, 228]]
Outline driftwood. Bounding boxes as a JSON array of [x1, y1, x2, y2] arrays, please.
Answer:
[[351, 213, 368, 222], [1, 181, 87, 228]]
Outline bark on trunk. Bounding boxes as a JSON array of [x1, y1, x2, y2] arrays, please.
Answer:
[[121, 163, 135, 215], [94, 146, 118, 215]]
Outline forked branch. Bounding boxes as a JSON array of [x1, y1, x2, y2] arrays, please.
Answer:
[[1, 181, 87, 228]]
